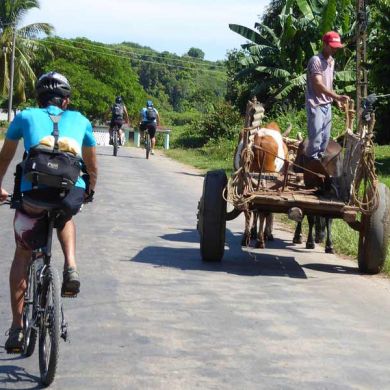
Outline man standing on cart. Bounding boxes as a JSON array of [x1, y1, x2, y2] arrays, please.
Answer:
[[305, 31, 349, 163]]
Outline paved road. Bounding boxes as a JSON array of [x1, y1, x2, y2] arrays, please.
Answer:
[[1, 145, 390, 389]]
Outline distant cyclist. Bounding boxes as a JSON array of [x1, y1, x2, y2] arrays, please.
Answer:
[[109, 96, 129, 146], [139, 100, 160, 155]]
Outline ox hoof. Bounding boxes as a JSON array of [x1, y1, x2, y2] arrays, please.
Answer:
[[255, 240, 265, 249], [293, 236, 302, 244], [325, 246, 334, 254], [306, 242, 315, 250], [315, 234, 325, 244], [265, 233, 274, 241]]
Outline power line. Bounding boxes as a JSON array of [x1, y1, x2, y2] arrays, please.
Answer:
[[57, 38, 227, 70], [26, 37, 227, 75]]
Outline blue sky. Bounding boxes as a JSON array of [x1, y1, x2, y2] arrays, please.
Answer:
[[22, 0, 269, 61]]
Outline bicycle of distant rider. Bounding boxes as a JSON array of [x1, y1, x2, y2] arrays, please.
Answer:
[[143, 129, 151, 159], [112, 124, 121, 157]]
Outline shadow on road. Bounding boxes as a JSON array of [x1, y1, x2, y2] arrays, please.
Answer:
[[0, 354, 41, 389], [96, 151, 144, 159], [302, 263, 359, 275], [131, 228, 308, 279], [174, 171, 205, 178]]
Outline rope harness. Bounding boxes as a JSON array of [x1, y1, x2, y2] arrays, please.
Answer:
[[226, 99, 379, 215]]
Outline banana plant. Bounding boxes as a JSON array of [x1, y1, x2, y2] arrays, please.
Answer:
[[229, 0, 356, 106]]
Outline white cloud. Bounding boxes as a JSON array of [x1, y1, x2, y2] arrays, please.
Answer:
[[22, 0, 267, 60]]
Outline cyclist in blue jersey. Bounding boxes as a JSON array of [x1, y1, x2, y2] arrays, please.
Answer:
[[0, 72, 98, 353], [139, 100, 160, 155]]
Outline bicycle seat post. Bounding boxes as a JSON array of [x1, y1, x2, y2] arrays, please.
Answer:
[[44, 211, 57, 263]]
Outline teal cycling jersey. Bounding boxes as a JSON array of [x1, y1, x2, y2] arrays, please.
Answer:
[[6, 105, 96, 191]]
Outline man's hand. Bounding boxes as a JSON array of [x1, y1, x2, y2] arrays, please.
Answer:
[[0, 188, 9, 203], [336, 94, 350, 105]]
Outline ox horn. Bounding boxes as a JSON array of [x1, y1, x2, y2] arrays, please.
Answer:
[[282, 123, 293, 137], [297, 132, 303, 141]]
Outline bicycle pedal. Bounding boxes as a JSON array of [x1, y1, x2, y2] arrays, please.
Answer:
[[6, 347, 22, 354], [61, 291, 78, 298]]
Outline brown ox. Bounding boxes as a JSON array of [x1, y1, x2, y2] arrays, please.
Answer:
[[235, 122, 289, 248]]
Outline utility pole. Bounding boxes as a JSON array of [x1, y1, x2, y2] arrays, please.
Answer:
[[7, 24, 16, 122], [356, 0, 368, 135]]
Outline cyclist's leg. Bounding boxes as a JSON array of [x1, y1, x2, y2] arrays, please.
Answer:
[[117, 122, 125, 145], [148, 124, 157, 153], [6, 206, 46, 351], [57, 219, 76, 270], [109, 120, 115, 145], [9, 246, 32, 329], [56, 187, 84, 294]]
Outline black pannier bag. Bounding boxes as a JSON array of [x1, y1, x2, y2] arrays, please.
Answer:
[[23, 114, 82, 190]]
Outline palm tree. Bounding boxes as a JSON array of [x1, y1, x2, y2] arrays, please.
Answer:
[[0, 0, 53, 106]]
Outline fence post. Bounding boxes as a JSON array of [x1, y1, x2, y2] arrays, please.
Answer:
[[134, 129, 140, 147], [163, 132, 170, 149]]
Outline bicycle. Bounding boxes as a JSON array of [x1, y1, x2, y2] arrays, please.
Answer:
[[112, 124, 120, 157], [2, 192, 91, 386], [143, 129, 151, 159]]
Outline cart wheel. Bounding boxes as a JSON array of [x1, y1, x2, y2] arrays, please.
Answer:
[[358, 183, 390, 274], [197, 170, 227, 262]]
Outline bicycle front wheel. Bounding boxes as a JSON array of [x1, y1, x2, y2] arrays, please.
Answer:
[[39, 266, 61, 386], [113, 129, 118, 156], [145, 133, 151, 159]]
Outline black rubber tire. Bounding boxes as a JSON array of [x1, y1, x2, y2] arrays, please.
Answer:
[[198, 170, 227, 262], [113, 129, 118, 156], [23, 260, 40, 357], [145, 134, 151, 159], [358, 183, 390, 274], [39, 266, 61, 386]]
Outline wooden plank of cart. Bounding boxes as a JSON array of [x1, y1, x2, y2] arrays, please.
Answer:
[[196, 97, 390, 274]]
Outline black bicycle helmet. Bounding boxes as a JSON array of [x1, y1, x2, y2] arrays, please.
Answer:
[[36, 71, 71, 98], [115, 96, 123, 104]]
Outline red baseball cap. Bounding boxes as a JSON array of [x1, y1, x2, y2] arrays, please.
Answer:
[[322, 31, 344, 48]]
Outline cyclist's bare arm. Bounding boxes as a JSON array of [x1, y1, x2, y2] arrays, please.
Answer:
[[82, 146, 98, 192], [0, 139, 19, 201]]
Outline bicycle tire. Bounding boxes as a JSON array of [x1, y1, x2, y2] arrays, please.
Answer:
[[39, 266, 61, 386], [145, 133, 151, 159], [23, 259, 41, 357], [113, 128, 118, 156]]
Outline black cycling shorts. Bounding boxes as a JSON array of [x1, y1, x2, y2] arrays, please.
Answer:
[[140, 122, 156, 138], [110, 119, 123, 129], [22, 187, 85, 229]]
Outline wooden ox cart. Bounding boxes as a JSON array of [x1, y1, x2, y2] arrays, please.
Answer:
[[197, 98, 390, 274]]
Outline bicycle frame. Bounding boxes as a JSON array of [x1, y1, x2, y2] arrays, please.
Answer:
[[144, 130, 151, 159], [22, 209, 68, 386], [112, 125, 120, 157]]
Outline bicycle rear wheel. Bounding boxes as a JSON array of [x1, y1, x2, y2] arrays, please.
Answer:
[[113, 128, 118, 156], [39, 266, 61, 386], [23, 258, 41, 357], [145, 133, 151, 159]]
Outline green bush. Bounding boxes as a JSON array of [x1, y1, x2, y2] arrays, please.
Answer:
[[0, 120, 8, 128], [192, 101, 243, 142], [162, 110, 201, 126]]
